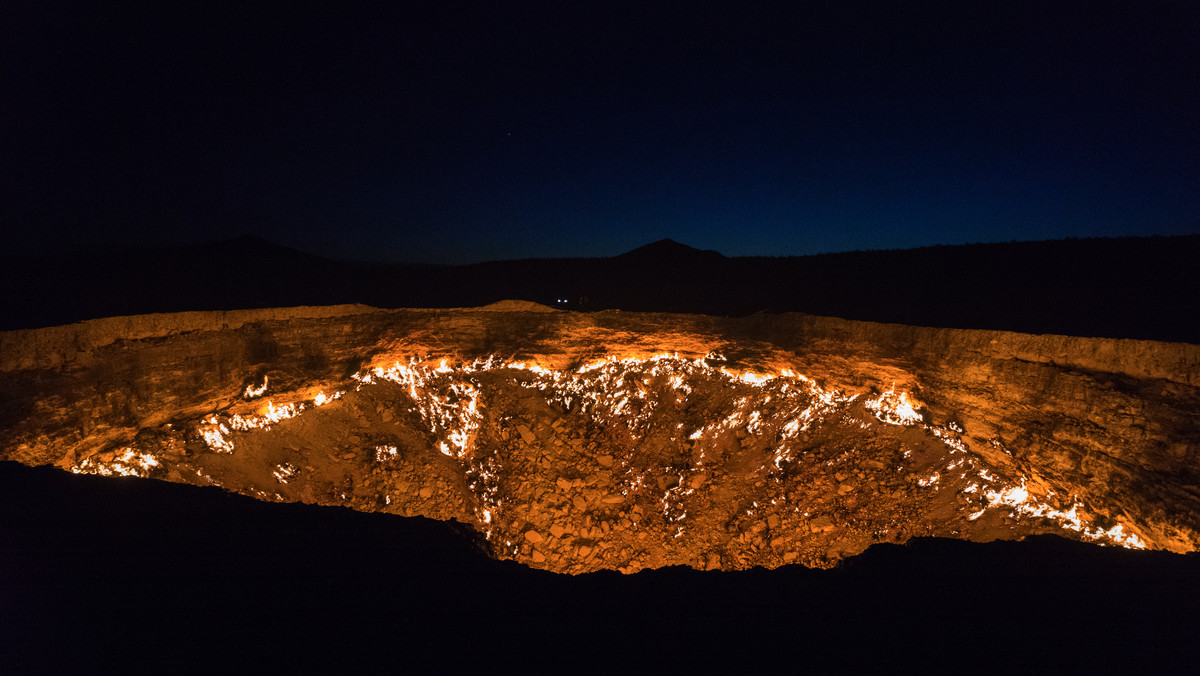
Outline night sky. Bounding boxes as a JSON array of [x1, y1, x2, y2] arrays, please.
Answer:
[[4, 1, 1198, 264]]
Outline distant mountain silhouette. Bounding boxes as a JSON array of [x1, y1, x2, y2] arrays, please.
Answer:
[[614, 238, 726, 263], [3, 234, 1199, 342]]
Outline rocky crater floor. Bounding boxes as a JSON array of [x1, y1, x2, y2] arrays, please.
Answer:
[[3, 301, 1198, 573]]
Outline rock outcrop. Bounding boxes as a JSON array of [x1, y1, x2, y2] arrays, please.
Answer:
[[2, 303, 1197, 571]]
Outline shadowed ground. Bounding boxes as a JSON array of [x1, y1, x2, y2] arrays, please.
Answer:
[[3, 462, 1198, 672]]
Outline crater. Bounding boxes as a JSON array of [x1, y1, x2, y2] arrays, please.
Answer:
[[4, 303, 1197, 573]]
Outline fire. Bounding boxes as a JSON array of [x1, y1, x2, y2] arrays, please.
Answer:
[[71, 447, 160, 477], [263, 400, 304, 424], [738, 372, 771, 386], [336, 353, 935, 483], [199, 416, 235, 453], [197, 391, 331, 453], [244, 376, 268, 398], [976, 480, 1147, 549], [366, 358, 482, 459], [313, 391, 343, 406], [865, 388, 923, 426], [160, 349, 1153, 553], [272, 463, 297, 484]]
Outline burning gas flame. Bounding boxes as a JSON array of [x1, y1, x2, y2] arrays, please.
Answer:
[[71, 448, 160, 477], [978, 481, 1147, 549], [244, 376, 269, 399], [94, 350, 1149, 553], [865, 388, 923, 426]]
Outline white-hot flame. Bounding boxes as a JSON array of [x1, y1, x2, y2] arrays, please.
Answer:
[[244, 376, 269, 398], [865, 388, 923, 426], [313, 390, 343, 406], [263, 400, 304, 424], [71, 448, 160, 477], [979, 480, 1146, 549], [374, 445, 399, 462]]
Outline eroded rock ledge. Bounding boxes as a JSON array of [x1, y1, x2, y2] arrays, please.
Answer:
[[2, 302, 1198, 572]]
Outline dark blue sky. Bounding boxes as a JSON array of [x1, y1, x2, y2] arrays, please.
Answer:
[[4, 1, 1198, 263]]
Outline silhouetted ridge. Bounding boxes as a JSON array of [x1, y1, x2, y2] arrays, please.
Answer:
[[615, 238, 726, 262], [3, 234, 1197, 342]]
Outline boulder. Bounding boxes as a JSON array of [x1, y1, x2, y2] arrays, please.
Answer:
[[516, 424, 536, 444], [810, 515, 835, 532]]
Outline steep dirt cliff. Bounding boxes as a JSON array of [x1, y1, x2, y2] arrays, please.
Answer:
[[2, 303, 1197, 572]]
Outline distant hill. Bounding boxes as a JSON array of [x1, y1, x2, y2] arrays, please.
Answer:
[[3, 234, 1198, 342], [614, 238, 726, 263]]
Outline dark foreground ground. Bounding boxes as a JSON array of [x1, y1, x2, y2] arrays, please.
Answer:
[[3, 462, 1198, 673]]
